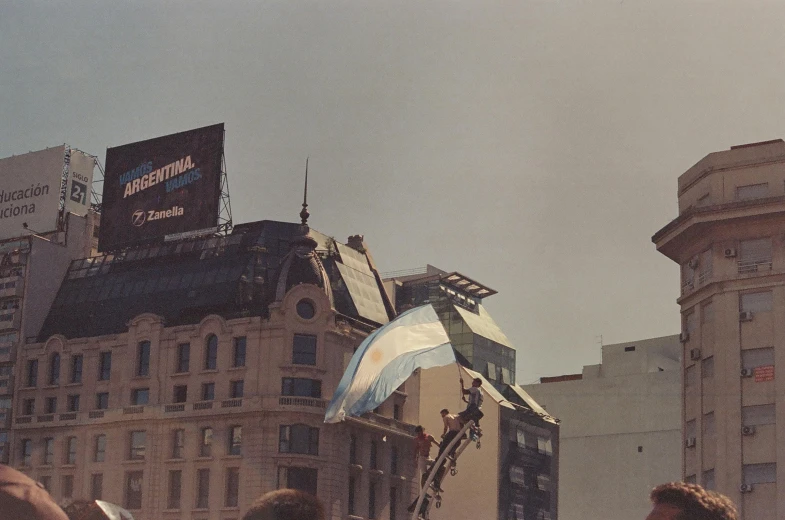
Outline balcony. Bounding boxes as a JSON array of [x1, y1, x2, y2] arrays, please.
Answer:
[[0, 276, 23, 299], [0, 312, 20, 331], [738, 259, 773, 275], [278, 397, 326, 409], [0, 345, 15, 364]]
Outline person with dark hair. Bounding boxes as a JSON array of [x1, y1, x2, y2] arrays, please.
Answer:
[[458, 377, 484, 429], [242, 489, 325, 520], [646, 482, 738, 520], [0, 464, 68, 520], [438, 408, 462, 459]]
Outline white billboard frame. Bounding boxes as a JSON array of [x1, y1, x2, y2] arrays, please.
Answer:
[[0, 146, 65, 241]]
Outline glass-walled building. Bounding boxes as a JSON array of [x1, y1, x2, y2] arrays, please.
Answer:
[[383, 265, 516, 389]]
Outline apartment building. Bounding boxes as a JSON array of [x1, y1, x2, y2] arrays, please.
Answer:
[[653, 139, 785, 519]]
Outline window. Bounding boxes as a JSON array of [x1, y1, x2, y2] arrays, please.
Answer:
[[698, 250, 713, 284], [43, 437, 54, 465], [393, 404, 401, 420], [233, 337, 246, 367], [200, 427, 213, 457], [230, 380, 244, 398], [743, 404, 775, 426], [701, 301, 714, 323], [202, 382, 215, 401], [172, 429, 185, 459], [739, 238, 772, 273], [685, 365, 697, 388], [26, 359, 38, 387], [292, 334, 317, 365], [168, 470, 182, 510], [297, 299, 316, 319], [741, 291, 773, 313], [137, 341, 150, 376], [40, 476, 51, 492], [95, 434, 106, 462], [703, 469, 715, 490], [173, 385, 187, 403], [98, 352, 111, 380], [701, 357, 714, 379], [703, 412, 715, 438], [736, 183, 769, 200], [130, 431, 146, 460], [228, 425, 242, 455], [125, 471, 143, 510], [176, 343, 190, 373], [281, 378, 322, 398], [96, 392, 109, 410], [684, 474, 697, 484], [91, 474, 103, 500], [742, 347, 774, 370], [389, 487, 397, 520], [19, 440, 30, 466], [348, 476, 356, 515], [204, 334, 218, 370], [685, 419, 696, 442], [196, 468, 210, 509], [349, 434, 357, 464], [62, 475, 74, 499], [226, 467, 240, 507], [369, 481, 377, 519], [45, 396, 57, 414], [279, 424, 319, 455], [370, 440, 378, 469], [22, 398, 34, 415], [65, 436, 77, 464], [131, 388, 149, 405], [743, 463, 776, 484], [67, 394, 80, 412], [683, 311, 696, 335], [70, 355, 83, 383], [277, 466, 317, 496], [49, 353, 60, 385], [390, 445, 399, 475]]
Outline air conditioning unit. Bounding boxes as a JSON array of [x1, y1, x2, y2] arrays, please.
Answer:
[[739, 483, 753, 493], [689, 348, 701, 361], [739, 311, 753, 322], [685, 437, 697, 448], [680, 332, 690, 343], [741, 368, 754, 378], [742, 425, 756, 436], [724, 248, 737, 258]]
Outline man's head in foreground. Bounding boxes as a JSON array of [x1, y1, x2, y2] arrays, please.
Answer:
[[242, 489, 325, 520], [646, 482, 737, 520]]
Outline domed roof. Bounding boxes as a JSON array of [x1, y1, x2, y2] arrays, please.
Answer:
[[274, 225, 334, 304]]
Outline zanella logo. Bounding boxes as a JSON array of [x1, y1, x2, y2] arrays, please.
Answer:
[[131, 206, 184, 227]]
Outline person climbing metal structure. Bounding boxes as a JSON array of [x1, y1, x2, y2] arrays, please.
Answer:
[[409, 419, 482, 520]]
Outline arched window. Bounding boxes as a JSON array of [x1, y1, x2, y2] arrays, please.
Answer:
[[49, 353, 60, 385], [204, 335, 218, 370]]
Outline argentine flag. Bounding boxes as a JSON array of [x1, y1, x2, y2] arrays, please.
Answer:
[[324, 304, 455, 423]]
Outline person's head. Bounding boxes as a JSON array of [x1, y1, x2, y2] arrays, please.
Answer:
[[414, 425, 424, 435], [472, 378, 482, 387], [0, 464, 68, 520], [646, 482, 737, 520], [440, 409, 449, 416], [242, 489, 325, 520]]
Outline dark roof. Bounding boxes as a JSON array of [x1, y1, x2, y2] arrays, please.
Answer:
[[38, 220, 392, 340]]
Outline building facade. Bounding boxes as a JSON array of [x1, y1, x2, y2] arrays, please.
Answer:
[[522, 335, 682, 520], [385, 265, 558, 520], [653, 139, 785, 519], [10, 221, 420, 519], [0, 211, 98, 465]]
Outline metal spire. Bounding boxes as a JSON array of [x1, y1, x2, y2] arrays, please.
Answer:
[[300, 157, 310, 225]]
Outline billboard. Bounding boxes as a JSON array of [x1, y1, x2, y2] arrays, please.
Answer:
[[65, 150, 95, 217], [99, 123, 224, 252], [0, 146, 64, 241]]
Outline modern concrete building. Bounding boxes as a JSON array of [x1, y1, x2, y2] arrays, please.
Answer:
[[0, 211, 98, 465], [385, 266, 559, 520], [521, 335, 681, 520], [10, 220, 422, 519], [653, 139, 785, 519]]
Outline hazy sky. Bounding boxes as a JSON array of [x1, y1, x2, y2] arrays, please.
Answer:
[[3, 1, 785, 384]]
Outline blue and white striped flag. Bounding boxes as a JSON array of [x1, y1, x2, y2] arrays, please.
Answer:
[[324, 304, 455, 423]]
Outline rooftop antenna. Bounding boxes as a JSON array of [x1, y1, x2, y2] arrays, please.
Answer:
[[300, 157, 310, 225]]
